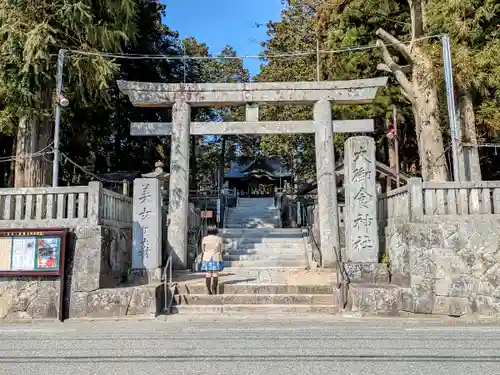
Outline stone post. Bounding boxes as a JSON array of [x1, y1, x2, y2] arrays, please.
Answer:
[[344, 136, 378, 263], [168, 100, 191, 269], [88, 181, 102, 225], [314, 99, 340, 267], [132, 178, 162, 272], [408, 177, 424, 220]]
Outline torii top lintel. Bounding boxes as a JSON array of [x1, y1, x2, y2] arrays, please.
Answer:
[[117, 78, 388, 107]]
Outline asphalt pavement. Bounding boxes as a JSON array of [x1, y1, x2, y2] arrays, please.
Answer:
[[1, 314, 500, 375]]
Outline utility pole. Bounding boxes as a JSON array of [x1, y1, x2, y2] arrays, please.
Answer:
[[442, 35, 460, 181], [52, 49, 66, 187], [316, 39, 321, 81], [393, 105, 400, 187]]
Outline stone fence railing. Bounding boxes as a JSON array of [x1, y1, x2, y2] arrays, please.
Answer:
[[304, 203, 346, 227], [0, 181, 132, 228], [378, 177, 500, 222], [378, 185, 410, 222], [100, 188, 133, 225]]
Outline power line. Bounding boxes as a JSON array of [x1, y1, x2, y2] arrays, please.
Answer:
[[462, 142, 500, 149], [64, 34, 443, 61], [60, 153, 127, 184], [0, 147, 122, 185], [0, 142, 55, 163]]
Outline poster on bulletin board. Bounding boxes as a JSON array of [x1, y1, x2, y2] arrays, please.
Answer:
[[0, 228, 68, 276]]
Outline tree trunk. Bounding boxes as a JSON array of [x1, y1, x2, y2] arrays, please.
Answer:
[[457, 91, 482, 181], [14, 89, 53, 187], [7, 137, 16, 187], [387, 119, 397, 170], [412, 50, 448, 181], [0, 135, 12, 187], [376, 28, 449, 182], [14, 116, 53, 187]]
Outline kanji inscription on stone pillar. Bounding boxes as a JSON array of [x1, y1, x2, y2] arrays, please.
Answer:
[[132, 178, 162, 269], [345, 136, 379, 262]]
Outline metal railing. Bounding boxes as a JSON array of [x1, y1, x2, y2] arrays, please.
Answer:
[[303, 203, 349, 309], [222, 194, 229, 228], [162, 252, 176, 316], [189, 221, 205, 272]]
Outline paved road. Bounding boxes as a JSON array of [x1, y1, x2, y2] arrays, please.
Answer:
[[1, 315, 500, 375]]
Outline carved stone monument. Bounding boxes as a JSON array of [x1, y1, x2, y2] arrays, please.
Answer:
[[344, 136, 379, 263], [131, 161, 168, 280]]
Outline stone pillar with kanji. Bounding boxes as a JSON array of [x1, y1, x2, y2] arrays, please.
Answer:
[[344, 136, 379, 263], [130, 161, 168, 283]]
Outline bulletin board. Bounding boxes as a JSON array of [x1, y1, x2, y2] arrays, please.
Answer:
[[0, 228, 68, 277]]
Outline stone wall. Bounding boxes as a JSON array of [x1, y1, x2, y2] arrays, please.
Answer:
[[0, 182, 133, 321], [387, 216, 500, 317], [0, 224, 131, 321]]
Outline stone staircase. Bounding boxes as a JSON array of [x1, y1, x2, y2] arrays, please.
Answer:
[[171, 198, 337, 314], [224, 197, 278, 228], [170, 198, 405, 317], [223, 227, 308, 268]]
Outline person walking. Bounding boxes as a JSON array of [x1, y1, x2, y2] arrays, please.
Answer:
[[200, 225, 225, 295]]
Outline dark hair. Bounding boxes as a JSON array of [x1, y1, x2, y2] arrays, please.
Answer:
[[207, 225, 218, 236]]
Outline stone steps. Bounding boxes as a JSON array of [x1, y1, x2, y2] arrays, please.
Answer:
[[225, 220, 277, 225], [169, 198, 328, 316], [225, 223, 277, 229], [224, 233, 303, 240], [225, 213, 276, 216], [172, 280, 337, 315], [223, 259, 308, 268], [172, 304, 338, 314], [225, 248, 306, 256], [224, 253, 306, 262], [224, 242, 305, 250], [225, 198, 278, 228], [174, 293, 333, 306], [177, 283, 333, 295], [227, 213, 277, 217], [223, 229, 302, 235], [224, 241, 305, 248]]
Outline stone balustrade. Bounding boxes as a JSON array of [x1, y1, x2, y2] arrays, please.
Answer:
[[378, 185, 410, 223], [421, 181, 500, 216], [0, 181, 132, 228], [378, 178, 500, 222], [101, 188, 133, 226]]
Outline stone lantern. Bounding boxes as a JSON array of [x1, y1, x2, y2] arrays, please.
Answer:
[[142, 161, 169, 206]]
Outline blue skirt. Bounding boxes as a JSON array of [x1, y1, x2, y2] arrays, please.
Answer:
[[200, 259, 225, 272]]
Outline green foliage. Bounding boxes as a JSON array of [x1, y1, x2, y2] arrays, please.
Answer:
[[426, 0, 500, 132], [257, 0, 500, 178], [0, 0, 139, 131], [256, 0, 417, 179], [56, 0, 185, 185]]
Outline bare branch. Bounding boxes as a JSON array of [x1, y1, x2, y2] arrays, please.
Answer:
[[378, 63, 412, 74], [376, 39, 416, 104], [400, 65, 412, 74], [409, 0, 424, 41], [377, 63, 392, 73], [376, 28, 412, 64], [400, 88, 411, 102]]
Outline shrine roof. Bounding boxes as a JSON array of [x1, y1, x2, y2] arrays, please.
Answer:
[[224, 157, 291, 179]]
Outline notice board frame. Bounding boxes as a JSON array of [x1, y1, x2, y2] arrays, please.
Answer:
[[0, 227, 69, 321], [0, 228, 68, 277]]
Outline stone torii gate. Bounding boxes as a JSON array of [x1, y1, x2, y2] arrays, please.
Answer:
[[118, 78, 388, 269]]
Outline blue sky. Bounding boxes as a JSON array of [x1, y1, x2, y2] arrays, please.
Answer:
[[162, 0, 284, 78]]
